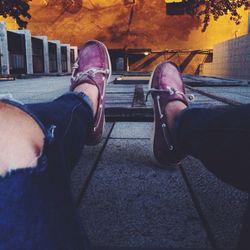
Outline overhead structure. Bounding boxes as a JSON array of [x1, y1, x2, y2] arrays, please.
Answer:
[[0, 21, 77, 76], [165, 0, 186, 15]]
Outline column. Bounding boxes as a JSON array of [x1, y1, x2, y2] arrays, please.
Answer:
[[61, 44, 71, 73], [50, 40, 62, 74], [34, 36, 49, 74], [70, 46, 78, 62], [0, 22, 10, 75], [12, 30, 33, 74]]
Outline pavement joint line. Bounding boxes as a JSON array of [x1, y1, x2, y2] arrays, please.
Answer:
[[109, 137, 150, 140], [185, 85, 243, 106], [237, 197, 250, 249], [76, 122, 116, 208], [179, 163, 219, 250], [92, 247, 212, 250], [176, 87, 247, 249]]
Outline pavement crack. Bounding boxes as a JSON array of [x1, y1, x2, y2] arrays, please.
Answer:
[[76, 122, 116, 208], [180, 164, 219, 250]]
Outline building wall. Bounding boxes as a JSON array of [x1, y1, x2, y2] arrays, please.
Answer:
[[0, 21, 77, 75], [0, 2, 249, 50], [202, 34, 250, 80]]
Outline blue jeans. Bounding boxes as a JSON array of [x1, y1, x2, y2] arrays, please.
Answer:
[[0, 92, 93, 250], [176, 103, 250, 192], [0, 92, 249, 249], [176, 104, 250, 250]]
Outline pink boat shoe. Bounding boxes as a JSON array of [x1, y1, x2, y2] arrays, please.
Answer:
[[70, 40, 112, 145]]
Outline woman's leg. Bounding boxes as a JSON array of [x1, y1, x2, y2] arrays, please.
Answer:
[[27, 92, 94, 173], [0, 92, 94, 250], [149, 61, 250, 191], [174, 104, 250, 192], [0, 39, 111, 250]]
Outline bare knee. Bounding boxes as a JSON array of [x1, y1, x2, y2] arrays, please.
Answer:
[[0, 102, 44, 176]]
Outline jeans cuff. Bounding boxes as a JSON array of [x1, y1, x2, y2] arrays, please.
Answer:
[[63, 91, 94, 116]]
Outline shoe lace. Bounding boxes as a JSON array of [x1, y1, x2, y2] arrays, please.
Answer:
[[146, 86, 194, 102], [71, 61, 109, 132], [71, 61, 110, 84], [146, 86, 194, 151]]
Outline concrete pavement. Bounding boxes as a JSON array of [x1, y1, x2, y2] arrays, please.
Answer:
[[0, 75, 249, 250]]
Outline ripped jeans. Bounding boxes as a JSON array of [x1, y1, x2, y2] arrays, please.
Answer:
[[1, 90, 250, 250], [0, 92, 93, 250]]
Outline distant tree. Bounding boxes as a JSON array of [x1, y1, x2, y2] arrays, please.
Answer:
[[0, 0, 31, 28], [186, 0, 250, 31], [1, 0, 249, 30]]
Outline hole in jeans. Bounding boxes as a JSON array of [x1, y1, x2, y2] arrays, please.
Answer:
[[0, 102, 45, 176]]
